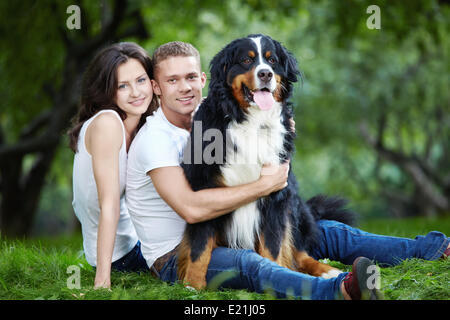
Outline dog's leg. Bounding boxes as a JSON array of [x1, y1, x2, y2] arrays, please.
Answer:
[[178, 233, 216, 290], [294, 250, 342, 279], [257, 234, 276, 261], [257, 234, 295, 270]]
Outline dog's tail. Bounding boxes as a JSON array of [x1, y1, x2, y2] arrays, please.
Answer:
[[306, 194, 357, 226]]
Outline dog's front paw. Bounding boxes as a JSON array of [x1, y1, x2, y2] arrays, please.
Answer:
[[184, 285, 198, 292], [320, 268, 342, 279], [183, 274, 207, 290]]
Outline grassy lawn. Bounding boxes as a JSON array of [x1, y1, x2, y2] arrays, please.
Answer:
[[0, 217, 449, 300]]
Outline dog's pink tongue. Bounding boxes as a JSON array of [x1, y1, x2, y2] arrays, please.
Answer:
[[253, 91, 275, 110]]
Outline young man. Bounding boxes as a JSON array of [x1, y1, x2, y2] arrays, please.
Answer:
[[126, 41, 448, 300]]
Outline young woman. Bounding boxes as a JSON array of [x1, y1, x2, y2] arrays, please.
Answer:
[[69, 42, 158, 289]]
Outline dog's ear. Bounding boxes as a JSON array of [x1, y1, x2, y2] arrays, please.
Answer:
[[274, 40, 301, 83], [208, 40, 246, 122], [210, 43, 234, 85], [210, 50, 226, 82]]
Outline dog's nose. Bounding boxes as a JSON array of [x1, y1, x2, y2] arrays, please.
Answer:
[[257, 69, 273, 83]]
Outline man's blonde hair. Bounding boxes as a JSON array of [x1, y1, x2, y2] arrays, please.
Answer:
[[152, 41, 201, 76]]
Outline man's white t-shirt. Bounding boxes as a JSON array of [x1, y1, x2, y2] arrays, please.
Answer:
[[126, 107, 189, 268]]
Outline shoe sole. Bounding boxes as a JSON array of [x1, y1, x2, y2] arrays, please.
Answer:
[[354, 257, 384, 300]]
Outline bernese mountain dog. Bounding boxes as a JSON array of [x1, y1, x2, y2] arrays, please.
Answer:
[[178, 34, 355, 289]]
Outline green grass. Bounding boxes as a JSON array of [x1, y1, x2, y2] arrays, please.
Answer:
[[0, 217, 449, 300]]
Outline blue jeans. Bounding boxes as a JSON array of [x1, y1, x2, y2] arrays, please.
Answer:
[[159, 247, 347, 300], [310, 220, 450, 267], [111, 241, 149, 272], [157, 220, 448, 300]]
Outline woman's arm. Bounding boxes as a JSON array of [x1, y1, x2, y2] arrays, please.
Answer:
[[148, 161, 289, 224], [86, 113, 123, 289]]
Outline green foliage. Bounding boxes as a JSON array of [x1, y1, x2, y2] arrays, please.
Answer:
[[381, 259, 450, 300], [1, 0, 448, 235], [0, 1, 62, 140], [359, 216, 450, 238], [120, 0, 450, 220], [0, 217, 448, 300], [0, 234, 273, 300]]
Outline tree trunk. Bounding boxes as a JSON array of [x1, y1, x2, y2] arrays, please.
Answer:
[[359, 121, 449, 217], [0, 150, 56, 238], [0, 0, 149, 238]]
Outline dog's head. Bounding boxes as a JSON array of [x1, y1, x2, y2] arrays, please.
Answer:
[[210, 34, 300, 112]]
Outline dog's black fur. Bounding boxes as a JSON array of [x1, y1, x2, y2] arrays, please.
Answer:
[[178, 34, 355, 288]]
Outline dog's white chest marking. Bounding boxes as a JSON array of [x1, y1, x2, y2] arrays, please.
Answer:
[[250, 37, 276, 92], [221, 103, 286, 249]]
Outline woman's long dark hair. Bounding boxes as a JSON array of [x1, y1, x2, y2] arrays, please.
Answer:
[[68, 42, 158, 152]]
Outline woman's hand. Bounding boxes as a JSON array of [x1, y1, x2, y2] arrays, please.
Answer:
[[94, 272, 111, 290]]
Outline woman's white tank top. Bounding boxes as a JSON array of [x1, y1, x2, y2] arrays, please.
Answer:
[[72, 110, 138, 266]]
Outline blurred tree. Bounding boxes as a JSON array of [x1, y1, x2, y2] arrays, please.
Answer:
[[355, 2, 450, 217], [0, 0, 297, 237], [194, 0, 449, 219], [0, 0, 149, 237], [291, 0, 450, 217], [1, 0, 448, 237]]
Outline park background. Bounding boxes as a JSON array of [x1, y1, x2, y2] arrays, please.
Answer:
[[0, 0, 449, 238], [0, 0, 449, 301]]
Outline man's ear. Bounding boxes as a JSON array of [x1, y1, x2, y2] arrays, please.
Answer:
[[200, 72, 207, 88], [151, 79, 162, 95]]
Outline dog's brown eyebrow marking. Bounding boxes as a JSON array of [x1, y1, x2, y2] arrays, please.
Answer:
[[248, 50, 256, 58], [265, 51, 272, 58]]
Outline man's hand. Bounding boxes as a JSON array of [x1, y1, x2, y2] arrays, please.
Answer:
[[259, 160, 290, 196], [289, 117, 296, 133]]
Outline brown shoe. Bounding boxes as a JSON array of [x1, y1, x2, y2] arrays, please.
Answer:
[[343, 257, 383, 300]]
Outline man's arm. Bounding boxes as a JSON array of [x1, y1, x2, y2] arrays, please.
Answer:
[[148, 162, 289, 224]]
